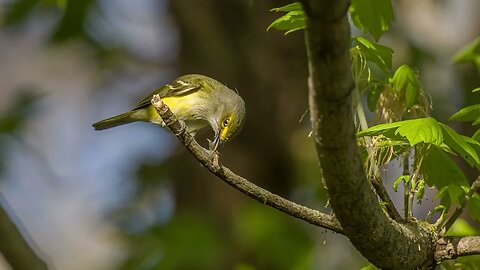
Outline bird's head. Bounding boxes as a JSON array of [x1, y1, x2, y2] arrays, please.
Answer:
[[212, 93, 246, 150]]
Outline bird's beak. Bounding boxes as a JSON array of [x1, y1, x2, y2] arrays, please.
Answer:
[[213, 132, 222, 151]]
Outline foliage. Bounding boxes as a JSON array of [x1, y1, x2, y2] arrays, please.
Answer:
[[268, 0, 394, 40], [349, 0, 394, 41], [267, 3, 305, 35], [269, 1, 480, 267], [0, 89, 42, 177], [452, 37, 480, 74]]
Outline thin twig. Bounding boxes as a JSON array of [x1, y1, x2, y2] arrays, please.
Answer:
[[353, 84, 401, 221], [403, 153, 412, 219], [370, 176, 402, 221], [440, 176, 480, 232], [150, 95, 343, 233]]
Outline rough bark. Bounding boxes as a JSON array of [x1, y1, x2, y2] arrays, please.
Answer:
[[301, 0, 438, 268], [435, 236, 480, 262]]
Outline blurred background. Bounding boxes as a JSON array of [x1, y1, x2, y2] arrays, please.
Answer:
[[0, 0, 479, 269]]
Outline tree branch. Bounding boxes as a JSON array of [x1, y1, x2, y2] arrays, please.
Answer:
[[301, 0, 437, 268], [370, 175, 402, 221], [435, 236, 480, 262], [353, 78, 401, 221], [403, 153, 412, 219], [150, 95, 343, 233], [0, 195, 49, 270]]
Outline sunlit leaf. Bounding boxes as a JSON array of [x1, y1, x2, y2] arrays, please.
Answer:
[[270, 2, 302, 12], [393, 175, 409, 192], [357, 121, 404, 137], [349, 0, 394, 41], [452, 37, 480, 64], [446, 218, 479, 236], [416, 179, 425, 201], [440, 123, 480, 167], [473, 129, 480, 141], [434, 185, 465, 206], [396, 118, 442, 146], [268, 3, 305, 34], [452, 255, 480, 270], [352, 37, 393, 72], [423, 147, 468, 188], [449, 104, 480, 123], [467, 194, 480, 222], [360, 263, 380, 270], [391, 65, 420, 109], [358, 118, 480, 167]]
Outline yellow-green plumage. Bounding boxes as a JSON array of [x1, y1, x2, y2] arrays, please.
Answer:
[[92, 74, 246, 148]]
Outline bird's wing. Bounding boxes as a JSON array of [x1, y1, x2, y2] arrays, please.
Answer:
[[134, 79, 202, 109]]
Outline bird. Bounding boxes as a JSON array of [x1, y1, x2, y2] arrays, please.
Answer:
[[92, 74, 246, 150]]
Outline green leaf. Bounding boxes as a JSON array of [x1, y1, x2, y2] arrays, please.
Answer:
[[358, 118, 480, 166], [416, 179, 425, 201], [473, 129, 480, 141], [473, 118, 480, 126], [452, 37, 480, 64], [467, 194, 480, 221], [449, 104, 480, 123], [434, 185, 465, 206], [440, 123, 480, 167], [393, 175, 409, 192], [270, 2, 302, 12], [445, 218, 479, 236], [423, 147, 468, 188], [396, 118, 443, 146], [473, 87, 480, 93], [357, 118, 444, 146], [367, 83, 384, 111], [352, 37, 393, 72], [349, 0, 394, 41], [360, 263, 380, 270], [268, 3, 305, 34], [357, 121, 404, 137], [453, 255, 480, 270], [391, 64, 420, 109]]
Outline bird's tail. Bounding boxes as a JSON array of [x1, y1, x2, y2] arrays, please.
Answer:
[[92, 111, 138, 130]]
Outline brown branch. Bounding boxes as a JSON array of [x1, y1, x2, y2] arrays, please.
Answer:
[[403, 153, 412, 219], [0, 195, 49, 270], [370, 176, 402, 221], [435, 236, 480, 262], [300, 0, 437, 268], [150, 95, 343, 234]]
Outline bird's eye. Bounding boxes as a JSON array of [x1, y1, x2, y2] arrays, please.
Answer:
[[223, 118, 230, 127]]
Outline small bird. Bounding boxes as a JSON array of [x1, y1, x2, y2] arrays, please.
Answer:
[[92, 74, 246, 150]]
